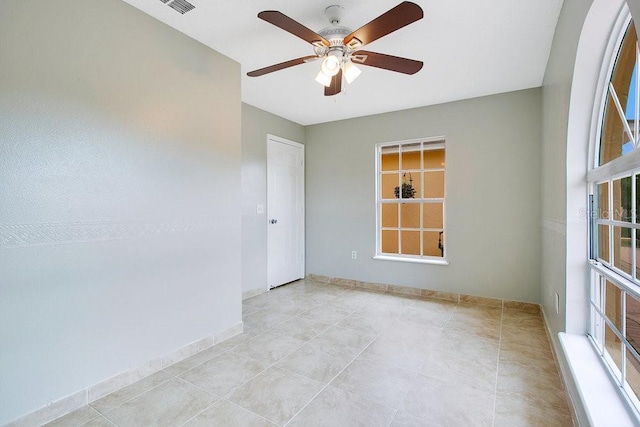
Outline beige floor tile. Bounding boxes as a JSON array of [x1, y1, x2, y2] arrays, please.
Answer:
[[298, 305, 354, 324], [438, 329, 500, 361], [264, 297, 317, 316], [215, 329, 262, 350], [494, 392, 572, 426], [276, 342, 354, 384], [243, 292, 279, 309], [308, 325, 378, 358], [269, 316, 331, 341], [499, 340, 555, 368], [180, 352, 269, 397], [502, 309, 545, 328], [358, 295, 415, 316], [446, 316, 502, 340], [90, 370, 174, 413], [328, 292, 373, 312], [394, 307, 453, 328], [288, 385, 397, 427], [421, 348, 498, 393], [331, 357, 416, 408], [232, 331, 305, 364], [81, 416, 116, 427], [359, 333, 431, 371], [242, 309, 292, 330], [391, 410, 430, 426], [44, 406, 101, 426], [163, 345, 227, 376], [384, 321, 444, 344], [102, 378, 218, 427], [183, 399, 276, 427], [337, 311, 398, 334], [449, 304, 503, 324], [401, 375, 494, 426], [496, 361, 567, 407], [228, 366, 324, 424], [242, 302, 263, 317], [295, 290, 341, 305], [500, 326, 550, 348], [410, 297, 457, 313]]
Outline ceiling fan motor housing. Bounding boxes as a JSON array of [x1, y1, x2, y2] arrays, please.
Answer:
[[315, 26, 354, 59]]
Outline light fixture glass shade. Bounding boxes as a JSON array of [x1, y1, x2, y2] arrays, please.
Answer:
[[321, 51, 342, 77], [315, 70, 332, 87], [342, 61, 362, 84]]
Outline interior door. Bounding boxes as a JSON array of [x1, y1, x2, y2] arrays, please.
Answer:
[[267, 135, 305, 289]]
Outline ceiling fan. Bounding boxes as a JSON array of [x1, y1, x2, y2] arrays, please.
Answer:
[[247, 2, 424, 96]]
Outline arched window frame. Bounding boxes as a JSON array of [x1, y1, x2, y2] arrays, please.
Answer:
[[588, 6, 640, 415]]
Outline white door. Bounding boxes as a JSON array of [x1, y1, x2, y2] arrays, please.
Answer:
[[267, 135, 305, 289]]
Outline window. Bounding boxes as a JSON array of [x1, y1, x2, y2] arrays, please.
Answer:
[[589, 18, 640, 413], [375, 138, 446, 263]]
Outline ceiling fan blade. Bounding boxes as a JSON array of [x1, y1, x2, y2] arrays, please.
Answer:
[[258, 11, 330, 47], [247, 55, 318, 77], [343, 2, 423, 48], [351, 51, 423, 75], [324, 69, 343, 96]]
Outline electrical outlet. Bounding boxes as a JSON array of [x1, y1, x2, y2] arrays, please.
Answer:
[[555, 293, 560, 314], [351, 250, 357, 259], [256, 204, 264, 214]]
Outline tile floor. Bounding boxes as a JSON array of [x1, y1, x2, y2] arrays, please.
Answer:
[[43, 279, 573, 426]]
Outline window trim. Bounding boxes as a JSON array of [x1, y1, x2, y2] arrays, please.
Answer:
[[374, 136, 448, 264], [587, 8, 640, 419]]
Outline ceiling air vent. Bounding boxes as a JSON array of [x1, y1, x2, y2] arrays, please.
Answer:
[[167, 0, 195, 14]]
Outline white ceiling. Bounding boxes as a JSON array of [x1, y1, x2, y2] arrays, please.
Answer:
[[121, 0, 564, 125]]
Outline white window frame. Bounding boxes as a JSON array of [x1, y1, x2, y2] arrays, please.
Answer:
[[588, 10, 640, 417], [374, 136, 448, 265]]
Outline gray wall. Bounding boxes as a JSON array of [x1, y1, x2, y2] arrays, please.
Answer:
[[0, 0, 241, 423], [540, 0, 593, 342], [241, 103, 305, 295], [305, 89, 542, 303]]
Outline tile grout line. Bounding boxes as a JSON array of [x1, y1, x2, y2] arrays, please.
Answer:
[[176, 400, 220, 427], [88, 373, 174, 418], [199, 300, 350, 425], [281, 328, 389, 426], [225, 293, 351, 423]]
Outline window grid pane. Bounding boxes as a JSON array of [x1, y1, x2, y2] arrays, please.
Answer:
[[377, 139, 445, 259], [599, 23, 638, 166]]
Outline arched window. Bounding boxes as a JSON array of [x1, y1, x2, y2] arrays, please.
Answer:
[[589, 16, 640, 412]]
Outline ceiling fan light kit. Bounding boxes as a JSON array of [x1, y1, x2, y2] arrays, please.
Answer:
[[247, 2, 424, 96], [321, 50, 343, 77], [315, 69, 333, 87], [342, 61, 362, 84]]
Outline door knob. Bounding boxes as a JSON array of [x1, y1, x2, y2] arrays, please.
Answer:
[[270, 219, 278, 224]]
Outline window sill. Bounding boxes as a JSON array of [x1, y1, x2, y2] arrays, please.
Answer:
[[373, 255, 449, 265], [558, 332, 638, 426]]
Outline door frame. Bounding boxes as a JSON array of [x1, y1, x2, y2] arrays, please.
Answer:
[[266, 134, 305, 290]]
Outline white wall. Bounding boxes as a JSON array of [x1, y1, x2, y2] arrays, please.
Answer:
[[305, 89, 542, 303], [0, 0, 242, 423], [241, 103, 305, 295]]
